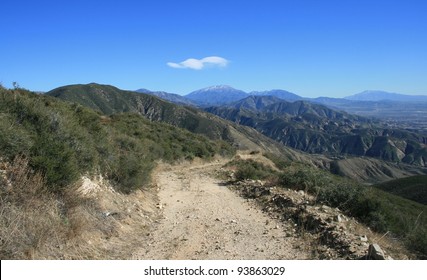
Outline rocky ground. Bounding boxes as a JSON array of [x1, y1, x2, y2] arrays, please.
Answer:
[[132, 155, 406, 260], [227, 179, 399, 259]]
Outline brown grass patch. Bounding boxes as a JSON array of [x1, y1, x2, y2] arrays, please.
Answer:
[[1, 156, 156, 259], [0, 156, 66, 259]]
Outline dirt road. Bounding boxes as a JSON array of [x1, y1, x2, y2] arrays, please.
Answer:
[[133, 159, 308, 260]]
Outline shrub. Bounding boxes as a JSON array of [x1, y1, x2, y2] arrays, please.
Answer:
[[406, 226, 427, 259], [0, 117, 33, 159], [277, 164, 388, 231], [263, 152, 291, 170], [279, 166, 332, 193], [30, 134, 79, 191], [228, 159, 276, 181]]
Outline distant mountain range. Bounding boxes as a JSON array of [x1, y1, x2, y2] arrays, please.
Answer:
[[135, 88, 196, 106], [345, 90, 427, 102], [137, 85, 305, 107], [247, 89, 301, 102], [138, 85, 427, 105], [136, 86, 427, 129], [185, 85, 249, 106]]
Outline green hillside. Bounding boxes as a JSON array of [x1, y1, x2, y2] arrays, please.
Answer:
[[46, 83, 234, 141], [374, 175, 427, 205], [0, 86, 234, 193], [368, 187, 427, 258]]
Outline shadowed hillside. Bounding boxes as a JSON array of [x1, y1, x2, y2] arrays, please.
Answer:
[[373, 175, 427, 205], [205, 96, 427, 167]]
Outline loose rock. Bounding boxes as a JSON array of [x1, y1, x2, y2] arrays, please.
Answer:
[[368, 243, 386, 260]]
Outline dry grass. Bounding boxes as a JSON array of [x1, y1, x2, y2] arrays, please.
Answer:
[[0, 156, 156, 259], [0, 156, 66, 259], [0, 156, 113, 259]]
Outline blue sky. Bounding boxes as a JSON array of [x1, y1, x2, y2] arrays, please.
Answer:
[[1, 0, 426, 97]]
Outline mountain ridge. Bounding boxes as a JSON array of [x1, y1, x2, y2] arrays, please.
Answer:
[[136, 88, 196, 106], [205, 96, 427, 166], [345, 90, 427, 102], [185, 85, 249, 106], [134, 85, 427, 127], [249, 89, 302, 101]]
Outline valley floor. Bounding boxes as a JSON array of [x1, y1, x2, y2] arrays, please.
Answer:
[[133, 159, 309, 259]]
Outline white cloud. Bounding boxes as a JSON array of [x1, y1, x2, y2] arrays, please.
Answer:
[[167, 56, 229, 70]]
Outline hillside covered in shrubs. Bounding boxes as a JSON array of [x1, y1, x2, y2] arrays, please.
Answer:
[[0, 86, 234, 193]]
